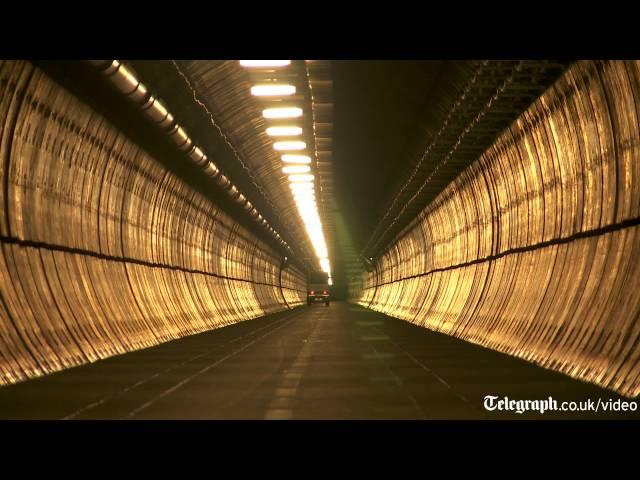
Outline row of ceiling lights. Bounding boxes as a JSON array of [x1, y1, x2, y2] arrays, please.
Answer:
[[240, 60, 332, 283], [87, 60, 295, 255]]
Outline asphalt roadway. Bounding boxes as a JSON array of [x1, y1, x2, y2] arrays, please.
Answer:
[[0, 302, 637, 420]]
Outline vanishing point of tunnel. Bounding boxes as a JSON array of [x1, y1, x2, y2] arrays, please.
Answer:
[[0, 59, 638, 420]]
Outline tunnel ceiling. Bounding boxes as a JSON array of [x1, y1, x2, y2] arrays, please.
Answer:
[[99, 60, 571, 286], [332, 60, 453, 250], [126, 60, 327, 272], [331, 60, 571, 267], [1, 59, 640, 403]]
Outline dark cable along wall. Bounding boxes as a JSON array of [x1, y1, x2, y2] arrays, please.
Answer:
[[0, 60, 307, 386], [351, 60, 640, 398]]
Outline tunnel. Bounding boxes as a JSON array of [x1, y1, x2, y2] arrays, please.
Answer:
[[0, 59, 638, 420]]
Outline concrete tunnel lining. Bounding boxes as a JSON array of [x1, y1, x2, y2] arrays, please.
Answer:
[[0, 60, 307, 385], [350, 60, 640, 398], [0, 59, 638, 402]]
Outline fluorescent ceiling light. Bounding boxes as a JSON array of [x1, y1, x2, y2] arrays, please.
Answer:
[[293, 193, 315, 200], [289, 174, 314, 182], [263, 107, 303, 119], [282, 154, 311, 164], [274, 141, 306, 151], [240, 60, 291, 67], [319, 258, 331, 273], [291, 186, 313, 193], [283, 165, 311, 174], [267, 126, 302, 136], [290, 186, 313, 193], [251, 84, 296, 96]]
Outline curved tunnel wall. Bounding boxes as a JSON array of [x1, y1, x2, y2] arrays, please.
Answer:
[[0, 60, 307, 386], [352, 60, 640, 398]]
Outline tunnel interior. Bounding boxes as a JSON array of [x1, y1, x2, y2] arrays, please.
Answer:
[[0, 59, 638, 419]]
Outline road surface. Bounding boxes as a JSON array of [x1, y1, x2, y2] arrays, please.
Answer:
[[0, 303, 636, 420]]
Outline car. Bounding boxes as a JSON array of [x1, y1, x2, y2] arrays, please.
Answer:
[[307, 271, 330, 306]]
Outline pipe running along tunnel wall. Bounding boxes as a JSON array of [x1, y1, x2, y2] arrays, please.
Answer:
[[351, 60, 640, 398], [0, 60, 307, 386]]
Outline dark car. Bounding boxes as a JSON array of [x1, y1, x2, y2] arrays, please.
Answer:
[[307, 271, 330, 306]]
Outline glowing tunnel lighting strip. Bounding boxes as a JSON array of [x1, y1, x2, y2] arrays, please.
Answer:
[[267, 126, 303, 136], [283, 165, 311, 174], [274, 141, 306, 151], [240, 60, 291, 67], [241, 59, 331, 274], [251, 84, 296, 97], [288, 174, 314, 182], [262, 107, 303, 118], [282, 154, 311, 163]]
